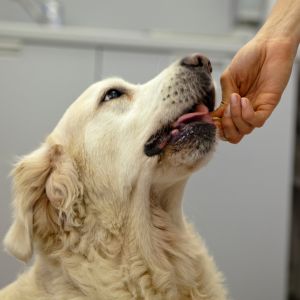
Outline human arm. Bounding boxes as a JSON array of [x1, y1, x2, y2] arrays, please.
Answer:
[[212, 0, 300, 143]]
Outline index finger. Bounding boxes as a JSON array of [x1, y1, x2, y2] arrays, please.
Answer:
[[241, 97, 270, 128]]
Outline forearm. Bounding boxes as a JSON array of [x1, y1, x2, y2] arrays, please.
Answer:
[[258, 0, 300, 44]]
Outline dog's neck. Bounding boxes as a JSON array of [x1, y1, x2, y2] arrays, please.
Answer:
[[33, 164, 225, 299], [127, 167, 188, 265]]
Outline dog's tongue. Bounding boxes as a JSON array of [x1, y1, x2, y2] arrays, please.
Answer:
[[172, 104, 213, 128], [146, 104, 214, 156]]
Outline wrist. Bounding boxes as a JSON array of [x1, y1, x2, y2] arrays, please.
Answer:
[[257, 0, 300, 45], [258, 23, 300, 47], [255, 20, 299, 56]]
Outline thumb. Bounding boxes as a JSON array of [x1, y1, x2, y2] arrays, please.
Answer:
[[211, 70, 236, 117]]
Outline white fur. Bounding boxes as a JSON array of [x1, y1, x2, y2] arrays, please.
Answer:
[[1, 61, 228, 300]]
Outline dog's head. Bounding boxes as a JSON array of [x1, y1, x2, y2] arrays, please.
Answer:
[[4, 53, 216, 262], [143, 53, 216, 179]]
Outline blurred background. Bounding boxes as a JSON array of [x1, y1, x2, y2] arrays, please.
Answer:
[[0, 0, 299, 299]]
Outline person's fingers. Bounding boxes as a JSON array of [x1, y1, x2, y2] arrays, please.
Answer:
[[241, 97, 269, 128], [230, 94, 254, 135], [220, 69, 235, 106], [212, 68, 236, 118], [221, 104, 244, 144]]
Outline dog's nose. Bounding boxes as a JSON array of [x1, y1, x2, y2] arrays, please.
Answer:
[[180, 53, 212, 73]]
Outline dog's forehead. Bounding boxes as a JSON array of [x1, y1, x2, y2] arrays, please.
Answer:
[[51, 78, 139, 140], [92, 77, 136, 94], [66, 78, 135, 114], [50, 68, 170, 146]]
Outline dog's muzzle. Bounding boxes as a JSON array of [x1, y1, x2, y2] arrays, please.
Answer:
[[144, 53, 216, 157]]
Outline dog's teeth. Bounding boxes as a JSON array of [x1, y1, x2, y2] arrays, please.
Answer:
[[171, 129, 179, 136], [158, 135, 171, 150]]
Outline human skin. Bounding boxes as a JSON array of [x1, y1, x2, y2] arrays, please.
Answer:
[[212, 0, 300, 143]]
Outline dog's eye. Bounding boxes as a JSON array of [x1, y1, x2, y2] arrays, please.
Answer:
[[103, 89, 123, 102]]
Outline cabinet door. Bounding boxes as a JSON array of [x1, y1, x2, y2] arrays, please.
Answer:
[[100, 49, 172, 84], [0, 44, 95, 287]]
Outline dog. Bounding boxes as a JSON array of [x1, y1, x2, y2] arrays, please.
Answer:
[[0, 53, 228, 300]]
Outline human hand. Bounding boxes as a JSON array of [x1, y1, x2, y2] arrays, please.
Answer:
[[212, 36, 298, 143]]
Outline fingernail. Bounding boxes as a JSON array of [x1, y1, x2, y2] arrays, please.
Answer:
[[224, 105, 231, 117], [241, 97, 248, 108], [231, 94, 238, 106]]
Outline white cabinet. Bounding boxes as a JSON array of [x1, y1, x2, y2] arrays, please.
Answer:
[[0, 44, 95, 286]]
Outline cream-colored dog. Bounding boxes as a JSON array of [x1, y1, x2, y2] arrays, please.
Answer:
[[0, 54, 228, 300]]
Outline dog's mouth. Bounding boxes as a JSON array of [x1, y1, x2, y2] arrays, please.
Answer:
[[144, 90, 216, 157]]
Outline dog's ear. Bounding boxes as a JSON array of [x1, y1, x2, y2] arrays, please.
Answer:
[[4, 143, 83, 262]]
